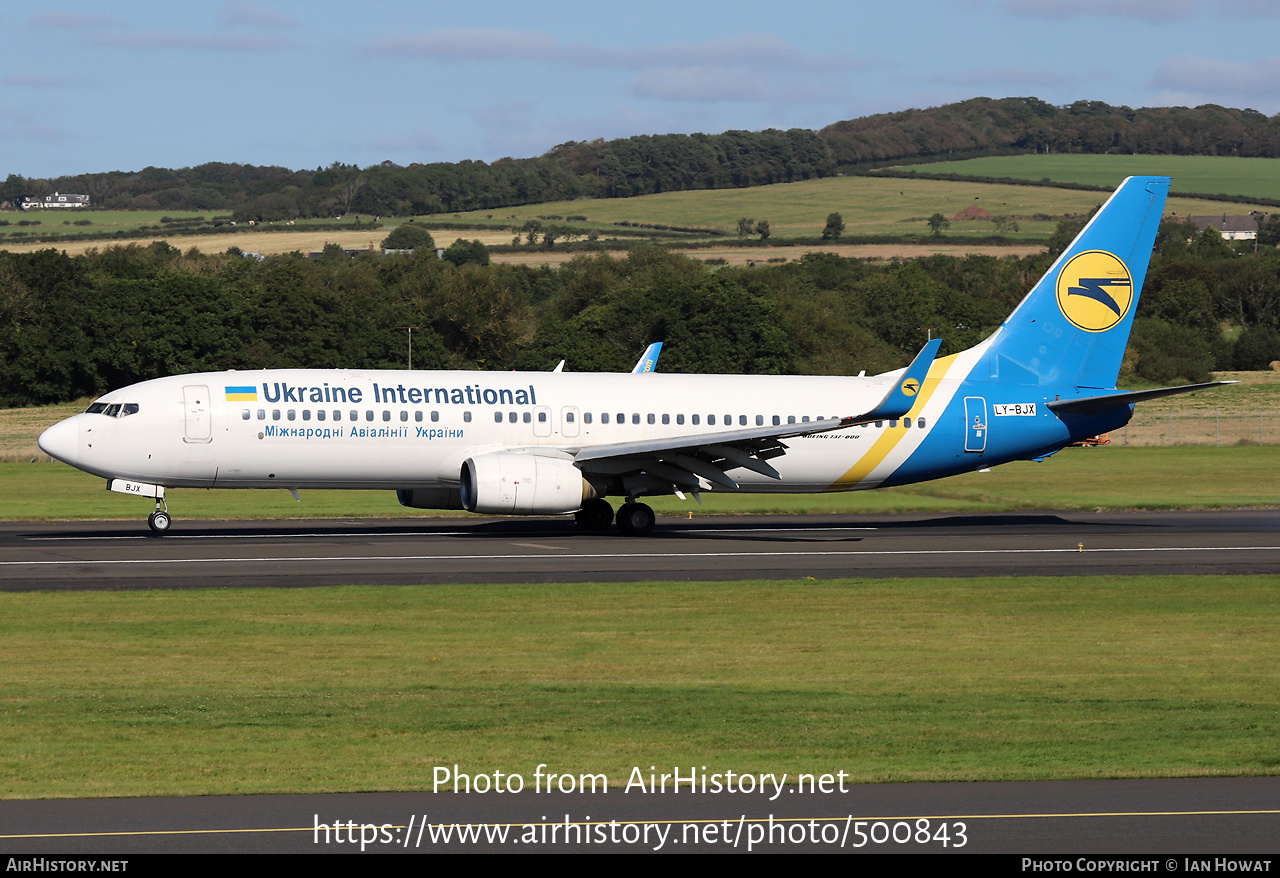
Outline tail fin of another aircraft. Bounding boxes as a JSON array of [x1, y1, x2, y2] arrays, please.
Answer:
[[979, 175, 1170, 391]]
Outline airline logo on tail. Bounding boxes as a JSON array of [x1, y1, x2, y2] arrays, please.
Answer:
[[1055, 250, 1133, 332]]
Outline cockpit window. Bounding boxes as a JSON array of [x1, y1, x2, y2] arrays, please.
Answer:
[[85, 402, 139, 417]]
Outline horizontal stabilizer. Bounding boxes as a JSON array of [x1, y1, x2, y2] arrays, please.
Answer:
[[1047, 381, 1237, 414]]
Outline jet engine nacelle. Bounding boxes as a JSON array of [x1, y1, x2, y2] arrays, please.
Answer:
[[460, 452, 596, 515]]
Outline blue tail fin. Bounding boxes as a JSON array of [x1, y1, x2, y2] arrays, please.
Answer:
[[980, 176, 1170, 390]]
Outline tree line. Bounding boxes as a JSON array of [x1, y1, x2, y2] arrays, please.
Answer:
[[6, 98, 1280, 221], [2, 224, 1276, 408]]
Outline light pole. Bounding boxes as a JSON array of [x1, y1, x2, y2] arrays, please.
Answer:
[[397, 325, 420, 370]]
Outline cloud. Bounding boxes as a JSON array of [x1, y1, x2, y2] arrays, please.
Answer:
[[361, 28, 559, 61], [90, 30, 297, 51], [29, 11, 122, 29], [2, 74, 94, 89], [360, 29, 873, 73], [1003, 0, 1196, 21], [222, 1, 299, 28], [630, 67, 774, 103], [934, 66, 1078, 88], [1149, 54, 1280, 108]]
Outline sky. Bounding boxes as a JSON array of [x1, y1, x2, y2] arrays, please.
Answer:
[[3, 0, 1279, 179]]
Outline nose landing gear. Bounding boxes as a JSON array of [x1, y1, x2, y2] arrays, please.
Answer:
[[147, 499, 172, 534]]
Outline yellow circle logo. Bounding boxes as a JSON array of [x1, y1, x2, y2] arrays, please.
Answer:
[[900, 379, 919, 397], [1055, 250, 1133, 333]]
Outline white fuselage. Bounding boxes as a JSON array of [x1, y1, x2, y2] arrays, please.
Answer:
[[40, 362, 987, 496]]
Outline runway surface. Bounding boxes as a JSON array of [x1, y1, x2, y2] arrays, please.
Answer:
[[3, 510, 1277, 856], [1, 777, 1277, 854], [1, 509, 1278, 590]]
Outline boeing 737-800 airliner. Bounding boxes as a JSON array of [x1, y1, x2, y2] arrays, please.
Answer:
[[38, 177, 1226, 534]]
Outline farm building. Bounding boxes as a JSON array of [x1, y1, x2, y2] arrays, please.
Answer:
[[1188, 215, 1260, 241], [21, 192, 90, 210]]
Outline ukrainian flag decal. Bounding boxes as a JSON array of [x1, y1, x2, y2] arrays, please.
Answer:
[[224, 385, 257, 401], [1055, 250, 1133, 333]]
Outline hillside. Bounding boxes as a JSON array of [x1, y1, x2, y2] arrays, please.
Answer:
[[5, 98, 1280, 223]]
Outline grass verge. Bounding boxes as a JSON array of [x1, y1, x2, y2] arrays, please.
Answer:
[[2, 445, 1274, 522], [1, 575, 1277, 798]]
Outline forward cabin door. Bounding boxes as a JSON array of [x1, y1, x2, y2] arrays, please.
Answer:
[[183, 385, 212, 444]]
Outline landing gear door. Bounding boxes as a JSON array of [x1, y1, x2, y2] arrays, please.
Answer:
[[183, 385, 213, 444], [964, 396, 987, 453]]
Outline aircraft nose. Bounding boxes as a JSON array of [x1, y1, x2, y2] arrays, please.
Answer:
[[38, 418, 79, 465]]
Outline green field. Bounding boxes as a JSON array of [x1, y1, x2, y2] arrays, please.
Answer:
[[2, 445, 1275, 523], [0, 209, 369, 245], [1, 575, 1276, 798], [431, 174, 1275, 241], [907, 154, 1280, 202]]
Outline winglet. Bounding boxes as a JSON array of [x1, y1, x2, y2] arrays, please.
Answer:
[[631, 342, 663, 374], [859, 338, 942, 421]]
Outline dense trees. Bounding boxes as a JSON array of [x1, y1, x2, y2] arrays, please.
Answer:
[[3, 238, 1275, 407]]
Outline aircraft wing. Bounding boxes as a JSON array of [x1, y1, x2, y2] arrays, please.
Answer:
[[567, 340, 942, 492]]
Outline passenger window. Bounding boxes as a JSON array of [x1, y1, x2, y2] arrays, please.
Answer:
[[366, 411, 374, 421], [584, 413, 592, 424], [463, 411, 472, 422], [333, 410, 342, 421], [917, 417, 927, 429], [890, 419, 898, 428], [509, 412, 517, 423], [382, 411, 391, 422], [691, 414, 699, 425], [494, 412, 503, 423], [740, 415, 748, 426], [431, 411, 439, 422], [242, 409, 250, 420], [566, 412, 575, 423], [802, 415, 810, 423], [875, 421, 883, 428], [647, 414, 655, 425], [772, 415, 780, 426], [415, 411, 423, 422], [675, 414, 683, 425], [539, 411, 547, 423], [904, 417, 912, 428], [617, 413, 624, 424], [632, 414, 640, 425], [317, 410, 326, 421], [662, 414, 670, 425], [303, 410, 311, 421], [258, 410, 266, 420], [788, 415, 796, 424], [602, 413, 610, 424], [288, 410, 296, 421], [272, 410, 281, 421], [708, 415, 716, 425]]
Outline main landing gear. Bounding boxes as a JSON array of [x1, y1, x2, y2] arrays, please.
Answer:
[[574, 497, 615, 532], [615, 501, 656, 536], [573, 498, 656, 535]]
